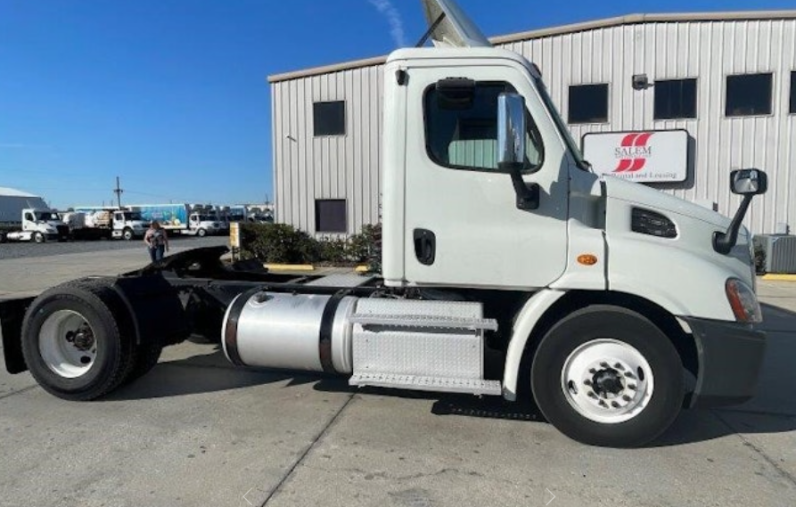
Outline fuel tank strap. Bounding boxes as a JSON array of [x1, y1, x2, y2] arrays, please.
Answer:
[[224, 287, 262, 367], [318, 292, 349, 374]]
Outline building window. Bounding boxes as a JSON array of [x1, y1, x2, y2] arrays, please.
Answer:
[[424, 81, 544, 172], [313, 101, 346, 136], [568, 84, 609, 124], [654, 78, 697, 120], [725, 73, 772, 117], [790, 72, 796, 114], [315, 199, 347, 233]]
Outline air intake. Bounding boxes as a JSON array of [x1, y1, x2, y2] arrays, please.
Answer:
[[631, 208, 677, 239]]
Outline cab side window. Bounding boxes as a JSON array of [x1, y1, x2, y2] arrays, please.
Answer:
[[424, 81, 544, 172], [24, 212, 34, 221]]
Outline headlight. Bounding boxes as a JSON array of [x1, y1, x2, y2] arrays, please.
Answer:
[[725, 278, 762, 323]]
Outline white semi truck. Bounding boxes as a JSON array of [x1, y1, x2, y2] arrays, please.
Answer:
[[0, 0, 768, 447], [1, 208, 70, 243]]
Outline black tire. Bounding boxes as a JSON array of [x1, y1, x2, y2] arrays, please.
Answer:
[[125, 341, 163, 382], [21, 283, 137, 401], [530, 305, 683, 448], [197, 228, 207, 237], [34, 232, 45, 243], [69, 278, 163, 384], [123, 228, 134, 241]]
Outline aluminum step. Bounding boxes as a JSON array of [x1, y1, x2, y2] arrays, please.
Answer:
[[349, 373, 502, 396], [349, 314, 498, 331]]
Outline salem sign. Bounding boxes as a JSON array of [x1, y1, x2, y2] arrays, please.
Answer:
[[582, 130, 689, 183]]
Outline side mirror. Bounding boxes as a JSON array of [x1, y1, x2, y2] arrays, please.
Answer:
[[713, 169, 769, 255], [730, 169, 768, 196], [498, 93, 539, 211]]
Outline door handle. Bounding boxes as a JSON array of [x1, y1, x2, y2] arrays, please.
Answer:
[[413, 229, 436, 266]]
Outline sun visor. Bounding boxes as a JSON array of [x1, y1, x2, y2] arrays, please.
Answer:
[[421, 0, 491, 48]]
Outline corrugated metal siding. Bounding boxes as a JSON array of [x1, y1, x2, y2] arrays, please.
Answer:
[[272, 66, 383, 235], [272, 18, 796, 235]]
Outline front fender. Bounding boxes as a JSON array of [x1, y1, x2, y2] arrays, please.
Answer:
[[502, 289, 566, 401]]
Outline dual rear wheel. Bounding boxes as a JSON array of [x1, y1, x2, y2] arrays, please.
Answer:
[[21, 280, 165, 401]]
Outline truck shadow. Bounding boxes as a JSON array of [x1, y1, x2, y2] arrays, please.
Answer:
[[107, 304, 796, 447]]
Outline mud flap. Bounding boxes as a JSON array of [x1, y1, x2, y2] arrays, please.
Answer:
[[0, 297, 35, 374]]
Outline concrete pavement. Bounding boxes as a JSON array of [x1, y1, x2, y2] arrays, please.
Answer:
[[1, 249, 795, 507]]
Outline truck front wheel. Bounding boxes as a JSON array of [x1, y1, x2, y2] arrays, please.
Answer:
[[34, 232, 45, 243], [20, 283, 137, 401], [197, 228, 207, 237], [123, 228, 134, 241], [531, 305, 683, 448]]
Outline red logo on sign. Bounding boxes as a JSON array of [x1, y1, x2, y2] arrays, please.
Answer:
[[614, 133, 654, 172]]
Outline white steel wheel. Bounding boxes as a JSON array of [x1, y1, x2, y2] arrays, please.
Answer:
[[531, 305, 683, 448], [38, 310, 98, 378], [561, 339, 653, 424]]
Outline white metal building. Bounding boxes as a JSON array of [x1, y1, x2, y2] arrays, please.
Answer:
[[269, 11, 796, 236]]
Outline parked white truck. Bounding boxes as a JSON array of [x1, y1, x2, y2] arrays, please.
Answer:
[[0, 0, 768, 447], [67, 207, 148, 240], [1, 208, 70, 243]]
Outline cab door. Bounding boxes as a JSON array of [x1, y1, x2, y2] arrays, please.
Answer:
[[403, 62, 570, 289]]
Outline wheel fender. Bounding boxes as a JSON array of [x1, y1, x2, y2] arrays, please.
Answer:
[[502, 289, 566, 401]]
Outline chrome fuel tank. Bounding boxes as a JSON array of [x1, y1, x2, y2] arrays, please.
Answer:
[[222, 291, 359, 374]]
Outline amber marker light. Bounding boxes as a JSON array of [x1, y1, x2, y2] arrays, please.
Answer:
[[577, 254, 598, 266]]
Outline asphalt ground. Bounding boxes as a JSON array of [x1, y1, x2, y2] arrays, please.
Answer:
[[0, 247, 794, 507], [0, 233, 228, 261]]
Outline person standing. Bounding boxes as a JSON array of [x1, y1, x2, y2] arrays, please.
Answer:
[[144, 220, 169, 262]]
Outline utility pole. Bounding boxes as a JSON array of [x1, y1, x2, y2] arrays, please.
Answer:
[[113, 176, 123, 208]]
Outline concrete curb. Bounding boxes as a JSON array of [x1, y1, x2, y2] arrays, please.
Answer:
[[264, 264, 315, 271], [762, 274, 796, 281]]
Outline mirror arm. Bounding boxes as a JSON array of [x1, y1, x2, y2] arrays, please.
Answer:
[[712, 194, 753, 255], [500, 162, 540, 211]]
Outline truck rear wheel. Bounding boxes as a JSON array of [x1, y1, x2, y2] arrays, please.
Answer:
[[531, 305, 683, 448], [21, 283, 137, 401]]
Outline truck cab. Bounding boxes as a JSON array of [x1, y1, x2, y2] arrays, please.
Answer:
[[112, 210, 147, 241], [6, 208, 69, 243], [188, 212, 223, 237]]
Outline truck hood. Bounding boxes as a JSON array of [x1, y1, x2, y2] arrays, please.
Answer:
[[602, 176, 756, 318], [602, 176, 733, 230]]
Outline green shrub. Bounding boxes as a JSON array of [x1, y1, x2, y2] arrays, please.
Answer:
[[317, 236, 349, 264], [239, 223, 318, 264], [754, 240, 766, 274], [238, 222, 382, 270]]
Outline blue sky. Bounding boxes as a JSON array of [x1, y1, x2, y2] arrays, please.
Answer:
[[1, 0, 794, 209]]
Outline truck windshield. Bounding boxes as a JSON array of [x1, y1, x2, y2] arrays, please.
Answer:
[[196, 215, 214, 221], [533, 76, 591, 171], [35, 212, 59, 221]]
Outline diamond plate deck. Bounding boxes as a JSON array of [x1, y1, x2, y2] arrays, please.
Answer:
[[348, 314, 498, 331], [349, 373, 502, 396]]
